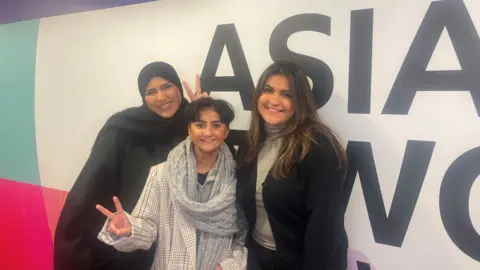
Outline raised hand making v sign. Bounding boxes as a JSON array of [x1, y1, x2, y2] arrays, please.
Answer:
[[182, 74, 209, 102], [96, 196, 132, 238]]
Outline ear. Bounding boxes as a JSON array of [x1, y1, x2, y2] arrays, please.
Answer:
[[224, 127, 230, 139], [187, 124, 193, 137]]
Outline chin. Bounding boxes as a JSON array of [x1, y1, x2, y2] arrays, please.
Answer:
[[261, 113, 285, 126], [264, 118, 284, 126], [157, 110, 176, 118], [197, 145, 220, 153]]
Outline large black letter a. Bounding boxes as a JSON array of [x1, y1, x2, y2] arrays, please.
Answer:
[[201, 24, 255, 110], [382, 1, 480, 116]]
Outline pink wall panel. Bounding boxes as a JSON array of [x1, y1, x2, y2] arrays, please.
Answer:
[[0, 178, 54, 270]]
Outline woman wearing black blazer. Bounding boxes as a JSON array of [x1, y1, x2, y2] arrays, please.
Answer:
[[236, 62, 348, 270]]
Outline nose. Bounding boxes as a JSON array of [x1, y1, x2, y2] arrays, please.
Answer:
[[204, 124, 213, 136], [156, 91, 167, 103], [269, 93, 281, 105]]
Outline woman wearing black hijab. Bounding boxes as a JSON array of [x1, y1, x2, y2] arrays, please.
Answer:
[[54, 62, 190, 270]]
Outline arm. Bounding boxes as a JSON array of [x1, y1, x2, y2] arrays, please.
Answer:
[[98, 165, 161, 252], [218, 205, 248, 270], [302, 140, 348, 270], [53, 127, 122, 270]]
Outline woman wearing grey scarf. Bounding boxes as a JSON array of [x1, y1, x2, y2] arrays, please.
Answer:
[[96, 98, 247, 270]]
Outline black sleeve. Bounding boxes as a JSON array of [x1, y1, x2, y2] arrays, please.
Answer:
[[302, 138, 348, 270], [53, 126, 123, 270], [226, 130, 247, 147], [225, 129, 248, 161]]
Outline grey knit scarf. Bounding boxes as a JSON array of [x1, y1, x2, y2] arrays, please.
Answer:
[[167, 137, 241, 270]]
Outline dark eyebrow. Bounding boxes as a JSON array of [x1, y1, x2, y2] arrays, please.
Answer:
[[196, 120, 222, 123], [265, 83, 290, 92], [161, 82, 172, 87], [146, 82, 172, 93]]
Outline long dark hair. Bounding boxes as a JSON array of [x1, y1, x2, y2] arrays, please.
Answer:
[[237, 61, 347, 179]]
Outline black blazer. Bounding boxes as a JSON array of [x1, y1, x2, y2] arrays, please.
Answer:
[[236, 133, 348, 270]]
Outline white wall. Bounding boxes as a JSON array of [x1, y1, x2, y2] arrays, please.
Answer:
[[34, 0, 480, 269]]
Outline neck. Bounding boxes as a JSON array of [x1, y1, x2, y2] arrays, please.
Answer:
[[194, 146, 218, 174], [265, 123, 285, 137]]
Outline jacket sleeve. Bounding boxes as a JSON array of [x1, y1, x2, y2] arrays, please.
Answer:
[[302, 138, 348, 270], [98, 166, 160, 252], [218, 231, 248, 270], [219, 205, 249, 270], [54, 126, 123, 270]]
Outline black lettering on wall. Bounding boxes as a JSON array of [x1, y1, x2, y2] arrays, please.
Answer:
[[201, 24, 255, 110], [382, 0, 480, 116], [440, 147, 480, 262], [357, 262, 371, 270], [344, 140, 435, 247], [348, 9, 374, 114], [270, 14, 334, 109]]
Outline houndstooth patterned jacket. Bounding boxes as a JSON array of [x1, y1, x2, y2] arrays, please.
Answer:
[[98, 162, 248, 270]]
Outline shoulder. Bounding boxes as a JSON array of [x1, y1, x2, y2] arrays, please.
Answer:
[[302, 131, 344, 169], [99, 107, 140, 135], [307, 132, 337, 155], [102, 107, 139, 133], [90, 120, 124, 152], [108, 106, 141, 119], [89, 107, 155, 160], [300, 132, 347, 188], [146, 161, 169, 187], [93, 115, 132, 148], [149, 161, 168, 177], [99, 106, 148, 141]]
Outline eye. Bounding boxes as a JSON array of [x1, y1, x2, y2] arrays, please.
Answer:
[[213, 123, 222, 128], [281, 91, 292, 98], [262, 87, 273, 93], [160, 83, 173, 91], [145, 89, 157, 96], [194, 122, 205, 128]]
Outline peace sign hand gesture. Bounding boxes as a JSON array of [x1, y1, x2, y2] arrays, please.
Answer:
[[182, 74, 209, 102], [96, 196, 132, 237]]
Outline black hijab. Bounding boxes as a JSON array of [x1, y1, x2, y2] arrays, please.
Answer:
[[104, 62, 189, 139]]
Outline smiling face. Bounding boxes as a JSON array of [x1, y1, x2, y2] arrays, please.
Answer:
[[188, 108, 229, 154], [257, 74, 295, 126], [144, 77, 182, 118]]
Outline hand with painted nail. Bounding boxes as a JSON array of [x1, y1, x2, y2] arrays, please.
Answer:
[[96, 196, 132, 237]]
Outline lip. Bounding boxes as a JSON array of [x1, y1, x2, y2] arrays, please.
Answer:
[[266, 106, 283, 113], [157, 102, 172, 110], [200, 138, 216, 143]]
